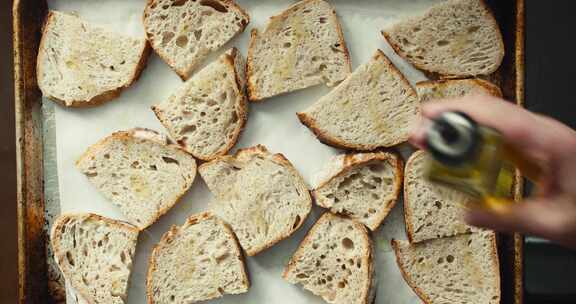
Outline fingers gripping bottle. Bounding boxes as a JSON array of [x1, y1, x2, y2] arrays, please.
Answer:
[[424, 111, 540, 209]]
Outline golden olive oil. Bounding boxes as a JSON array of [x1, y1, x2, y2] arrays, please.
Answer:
[[424, 112, 517, 209]]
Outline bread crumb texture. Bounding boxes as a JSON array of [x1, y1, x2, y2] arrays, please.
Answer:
[[76, 130, 197, 229], [284, 213, 374, 304], [383, 0, 504, 77], [393, 231, 500, 304], [199, 145, 311, 256], [38, 11, 148, 106], [144, 0, 249, 78], [51, 214, 139, 304], [147, 213, 249, 303], [314, 152, 402, 231], [247, 0, 350, 100]]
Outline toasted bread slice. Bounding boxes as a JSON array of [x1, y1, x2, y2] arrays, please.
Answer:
[[298, 49, 420, 150], [392, 231, 500, 304], [143, 0, 249, 79], [199, 145, 312, 256], [404, 151, 478, 243], [147, 212, 249, 303], [76, 129, 197, 230], [382, 0, 504, 78], [283, 213, 375, 304], [51, 213, 139, 304], [246, 0, 351, 101], [416, 78, 502, 102], [312, 152, 403, 231], [37, 11, 150, 107], [152, 48, 247, 161]]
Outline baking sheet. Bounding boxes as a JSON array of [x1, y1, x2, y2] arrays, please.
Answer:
[[47, 0, 445, 303]]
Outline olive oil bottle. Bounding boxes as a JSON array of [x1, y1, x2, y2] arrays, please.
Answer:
[[424, 111, 537, 209]]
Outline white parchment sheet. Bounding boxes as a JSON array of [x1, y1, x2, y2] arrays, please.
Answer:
[[47, 0, 444, 303]]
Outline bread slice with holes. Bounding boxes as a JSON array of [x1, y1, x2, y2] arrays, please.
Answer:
[[312, 152, 403, 231], [246, 0, 351, 101], [283, 212, 374, 304], [392, 231, 500, 304], [417, 78, 502, 102], [51, 213, 139, 304], [37, 11, 150, 107], [76, 129, 197, 230], [143, 0, 249, 79], [404, 151, 479, 243], [298, 49, 420, 150], [147, 212, 249, 303], [199, 145, 312, 256], [382, 0, 504, 78], [152, 48, 247, 161]]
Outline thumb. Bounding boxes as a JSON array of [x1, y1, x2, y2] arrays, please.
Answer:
[[465, 197, 576, 248]]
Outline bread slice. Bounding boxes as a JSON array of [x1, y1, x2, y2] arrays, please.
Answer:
[[37, 11, 150, 107], [392, 231, 500, 304], [199, 145, 312, 256], [382, 0, 504, 78], [152, 48, 247, 161], [50, 213, 139, 304], [416, 79, 502, 102], [147, 212, 249, 303], [76, 128, 197, 230], [404, 151, 477, 243], [283, 213, 374, 304], [298, 49, 420, 150], [246, 0, 351, 101], [312, 152, 403, 231], [143, 0, 249, 79]]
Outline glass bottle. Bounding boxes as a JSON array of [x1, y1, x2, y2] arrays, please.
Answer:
[[424, 111, 539, 209]]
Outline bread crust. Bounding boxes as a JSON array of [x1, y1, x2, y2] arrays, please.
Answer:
[[216, 48, 249, 160], [75, 128, 197, 230], [391, 239, 430, 303], [246, 0, 351, 102], [151, 48, 248, 161], [282, 213, 375, 304], [246, 28, 260, 102], [50, 213, 139, 304], [313, 152, 404, 231], [391, 232, 501, 304], [382, 0, 505, 78], [199, 144, 312, 256], [37, 11, 151, 108], [329, 0, 352, 79], [402, 150, 424, 243], [143, 0, 250, 80], [403, 150, 483, 243], [473, 78, 503, 97], [298, 49, 419, 151], [146, 212, 250, 304], [415, 78, 503, 98]]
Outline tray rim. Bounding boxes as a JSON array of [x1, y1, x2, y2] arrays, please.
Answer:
[[14, 0, 49, 303], [513, 0, 525, 303], [14, 0, 526, 303]]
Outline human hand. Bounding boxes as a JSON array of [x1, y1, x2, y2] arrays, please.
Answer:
[[410, 95, 576, 249]]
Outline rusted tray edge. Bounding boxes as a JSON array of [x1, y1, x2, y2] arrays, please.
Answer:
[[513, 0, 526, 303], [14, 0, 49, 303]]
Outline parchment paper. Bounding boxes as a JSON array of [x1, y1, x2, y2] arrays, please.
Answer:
[[47, 0, 444, 303]]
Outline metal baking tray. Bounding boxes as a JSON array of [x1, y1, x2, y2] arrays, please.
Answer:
[[14, 0, 525, 303]]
